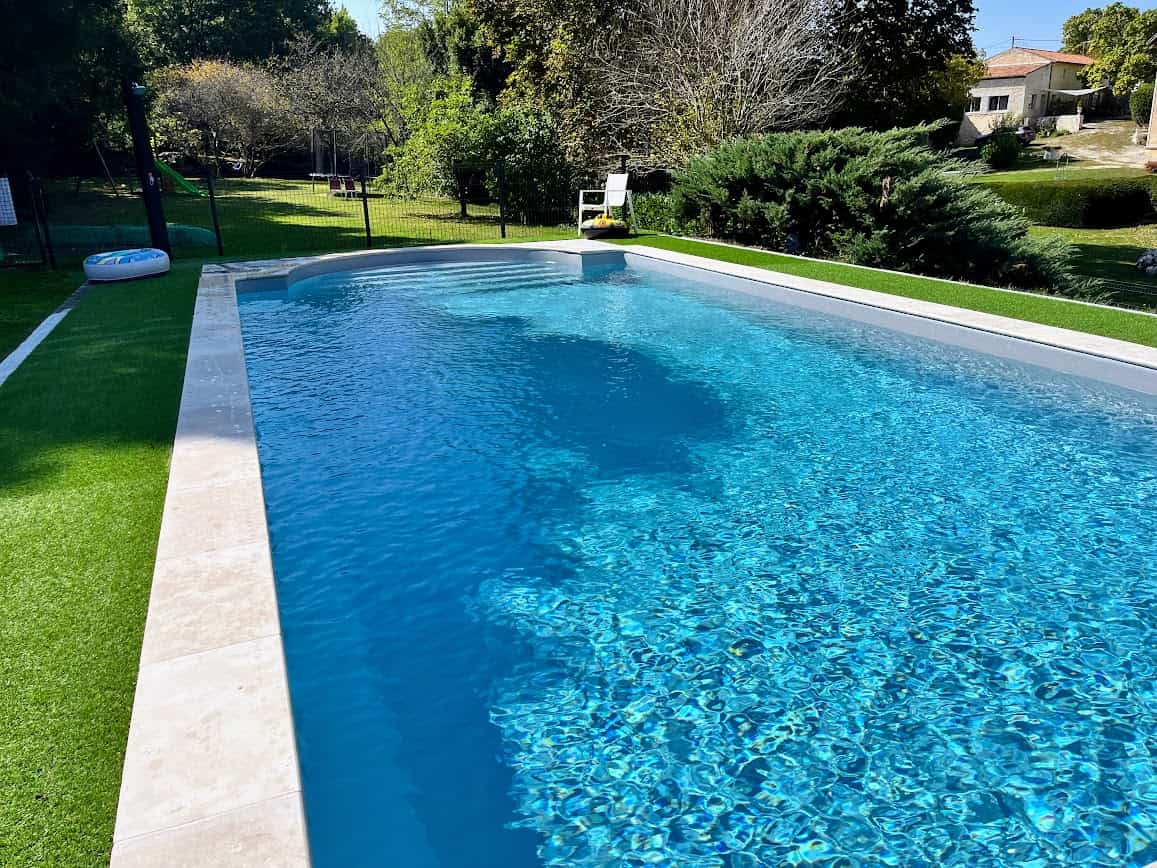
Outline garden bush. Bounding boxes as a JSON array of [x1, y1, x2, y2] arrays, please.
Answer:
[[1131, 83, 1154, 127], [378, 76, 574, 223], [671, 126, 1073, 291], [980, 132, 1020, 169], [983, 176, 1156, 228], [632, 192, 706, 236]]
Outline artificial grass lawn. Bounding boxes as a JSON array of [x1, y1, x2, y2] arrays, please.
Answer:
[[616, 235, 1157, 348], [0, 262, 198, 867], [0, 270, 85, 359], [44, 177, 574, 260]]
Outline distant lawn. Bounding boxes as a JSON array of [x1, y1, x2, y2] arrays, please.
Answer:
[[1030, 224, 1157, 286], [0, 270, 83, 358], [971, 164, 1148, 184], [0, 263, 198, 866], [616, 235, 1157, 348], [42, 177, 573, 261]]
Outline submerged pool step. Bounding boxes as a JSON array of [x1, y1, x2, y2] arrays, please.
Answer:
[[348, 264, 575, 292], [353, 261, 566, 280]]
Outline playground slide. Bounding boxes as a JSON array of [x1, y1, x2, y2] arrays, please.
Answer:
[[155, 159, 207, 197]]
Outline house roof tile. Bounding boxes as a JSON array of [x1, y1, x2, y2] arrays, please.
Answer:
[[1020, 48, 1095, 65], [982, 63, 1048, 79]]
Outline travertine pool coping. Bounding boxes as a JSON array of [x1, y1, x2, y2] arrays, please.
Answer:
[[111, 239, 1157, 866]]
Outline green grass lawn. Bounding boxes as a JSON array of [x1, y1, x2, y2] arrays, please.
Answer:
[[970, 164, 1147, 184], [0, 263, 198, 867], [0, 270, 85, 358], [43, 177, 574, 261], [1029, 224, 1157, 284], [617, 235, 1157, 347]]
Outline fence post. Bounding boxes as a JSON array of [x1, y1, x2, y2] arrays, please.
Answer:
[[359, 173, 372, 248], [31, 176, 56, 270], [205, 168, 224, 257], [496, 159, 507, 240]]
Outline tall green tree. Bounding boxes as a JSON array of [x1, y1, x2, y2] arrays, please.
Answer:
[[0, 0, 136, 167], [417, 2, 509, 98], [319, 6, 372, 51], [127, 0, 331, 65], [831, 0, 980, 128], [1062, 4, 1157, 94]]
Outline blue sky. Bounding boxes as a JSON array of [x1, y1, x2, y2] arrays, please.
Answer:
[[340, 0, 1157, 57]]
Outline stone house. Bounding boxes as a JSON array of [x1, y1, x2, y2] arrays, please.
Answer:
[[959, 48, 1103, 145]]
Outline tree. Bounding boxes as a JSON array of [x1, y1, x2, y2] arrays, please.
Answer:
[[376, 24, 437, 145], [0, 0, 136, 169], [1062, 4, 1157, 94], [126, 0, 330, 65], [831, 0, 980, 129], [277, 37, 386, 169], [153, 60, 296, 175], [417, 2, 510, 98], [319, 6, 372, 52], [587, 0, 849, 165], [466, 0, 626, 161]]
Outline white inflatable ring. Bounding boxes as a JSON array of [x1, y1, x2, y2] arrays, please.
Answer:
[[83, 248, 171, 282]]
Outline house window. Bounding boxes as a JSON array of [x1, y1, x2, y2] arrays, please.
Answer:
[[1029, 93, 1036, 108], [967, 96, 981, 113], [988, 95, 1009, 111]]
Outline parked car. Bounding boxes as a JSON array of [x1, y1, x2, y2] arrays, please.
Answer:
[[975, 125, 1035, 148]]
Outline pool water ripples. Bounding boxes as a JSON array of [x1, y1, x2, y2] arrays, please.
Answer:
[[239, 258, 1157, 867]]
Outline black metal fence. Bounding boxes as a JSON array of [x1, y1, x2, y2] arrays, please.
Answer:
[[0, 173, 57, 268], [1, 160, 580, 268]]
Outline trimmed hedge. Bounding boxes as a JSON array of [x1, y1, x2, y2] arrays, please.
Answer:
[[982, 176, 1157, 228]]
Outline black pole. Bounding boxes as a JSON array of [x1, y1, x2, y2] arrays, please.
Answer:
[[32, 177, 56, 270], [359, 173, 372, 248], [496, 159, 507, 239], [205, 168, 224, 256], [123, 79, 170, 254]]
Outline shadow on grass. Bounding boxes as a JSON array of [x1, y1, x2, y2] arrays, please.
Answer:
[[0, 263, 197, 867], [0, 264, 196, 490]]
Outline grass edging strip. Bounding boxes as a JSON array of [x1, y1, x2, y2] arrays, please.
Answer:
[[613, 235, 1157, 348], [0, 283, 89, 389]]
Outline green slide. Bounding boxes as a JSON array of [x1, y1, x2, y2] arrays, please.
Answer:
[[155, 159, 207, 197]]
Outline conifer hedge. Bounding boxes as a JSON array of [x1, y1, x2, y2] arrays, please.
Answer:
[[669, 127, 1073, 291]]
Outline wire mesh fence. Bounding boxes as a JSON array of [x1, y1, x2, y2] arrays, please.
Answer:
[[0, 174, 56, 268], [3, 160, 579, 268]]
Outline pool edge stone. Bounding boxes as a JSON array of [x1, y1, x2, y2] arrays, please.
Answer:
[[110, 265, 310, 866]]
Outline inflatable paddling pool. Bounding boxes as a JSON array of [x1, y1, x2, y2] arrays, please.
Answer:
[[83, 248, 170, 282]]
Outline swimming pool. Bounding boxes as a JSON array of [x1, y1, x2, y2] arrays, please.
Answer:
[[238, 252, 1157, 867]]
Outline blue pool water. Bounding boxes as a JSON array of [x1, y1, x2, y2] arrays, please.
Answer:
[[238, 257, 1157, 867]]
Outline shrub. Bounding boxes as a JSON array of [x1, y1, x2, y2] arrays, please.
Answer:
[[632, 192, 706, 235], [377, 77, 574, 223], [1132, 83, 1155, 126], [671, 126, 1072, 291], [982, 176, 1156, 228], [981, 132, 1020, 169]]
